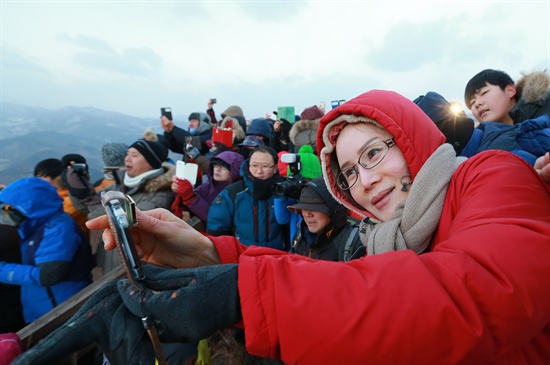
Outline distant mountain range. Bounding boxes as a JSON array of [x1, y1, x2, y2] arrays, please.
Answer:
[[0, 103, 184, 185]]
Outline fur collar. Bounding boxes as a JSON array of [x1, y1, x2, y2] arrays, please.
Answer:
[[141, 163, 175, 193], [515, 70, 550, 104], [289, 119, 320, 144]]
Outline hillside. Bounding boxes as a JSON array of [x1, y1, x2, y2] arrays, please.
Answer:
[[0, 103, 186, 185]]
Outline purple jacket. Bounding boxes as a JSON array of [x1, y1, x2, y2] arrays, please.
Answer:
[[187, 151, 244, 223]]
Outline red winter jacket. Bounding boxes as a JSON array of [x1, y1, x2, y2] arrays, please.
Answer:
[[210, 90, 550, 365]]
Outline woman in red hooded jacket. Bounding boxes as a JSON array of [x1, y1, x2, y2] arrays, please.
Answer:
[[16, 90, 550, 365]]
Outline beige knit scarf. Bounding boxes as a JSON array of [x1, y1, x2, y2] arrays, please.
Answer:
[[360, 144, 466, 255]]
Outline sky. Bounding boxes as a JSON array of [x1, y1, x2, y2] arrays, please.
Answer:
[[1, 0, 549, 123]]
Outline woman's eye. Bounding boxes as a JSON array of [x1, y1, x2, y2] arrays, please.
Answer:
[[344, 167, 357, 178], [367, 147, 382, 160]]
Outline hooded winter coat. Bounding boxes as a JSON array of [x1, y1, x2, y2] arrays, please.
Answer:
[[207, 90, 550, 364], [219, 116, 246, 148], [164, 113, 213, 155], [510, 70, 550, 124], [185, 151, 244, 224], [0, 178, 93, 323], [290, 179, 362, 262], [460, 114, 550, 166], [207, 160, 287, 250]]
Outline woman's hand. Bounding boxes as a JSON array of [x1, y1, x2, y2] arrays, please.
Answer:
[[86, 208, 221, 269]]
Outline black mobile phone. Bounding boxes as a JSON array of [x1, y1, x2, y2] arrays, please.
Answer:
[[101, 191, 145, 282], [161, 107, 173, 121]]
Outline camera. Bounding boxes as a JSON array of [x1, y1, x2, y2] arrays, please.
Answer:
[[211, 98, 217, 104], [273, 153, 306, 199], [72, 163, 88, 175], [273, 174, 307, 199]]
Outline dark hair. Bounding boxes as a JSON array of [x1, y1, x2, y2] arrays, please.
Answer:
[[249, 146, 278, 164], [34, 158, 64, 178], [464, 69, 516, 108]]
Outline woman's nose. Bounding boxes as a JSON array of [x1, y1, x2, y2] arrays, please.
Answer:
[[357, 166, 378, 190]]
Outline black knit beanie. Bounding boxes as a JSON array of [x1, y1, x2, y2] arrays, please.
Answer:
[[61, 154, 86, 167], [129, 140, 167, 169]]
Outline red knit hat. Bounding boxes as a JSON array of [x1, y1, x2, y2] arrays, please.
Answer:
[[300, 105, 324, 121]]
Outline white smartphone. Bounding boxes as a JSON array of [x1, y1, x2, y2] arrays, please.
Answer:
[[176, 160, 198, 185]]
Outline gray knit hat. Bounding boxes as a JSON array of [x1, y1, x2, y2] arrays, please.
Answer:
[[222, 105, 244, 118], [101, 142, 129, 167]]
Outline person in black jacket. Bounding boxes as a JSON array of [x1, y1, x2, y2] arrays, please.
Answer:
[[288, 177, 364, 262]]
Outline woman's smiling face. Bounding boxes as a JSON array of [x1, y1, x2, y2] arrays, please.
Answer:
[[335, 123, 410, 221]]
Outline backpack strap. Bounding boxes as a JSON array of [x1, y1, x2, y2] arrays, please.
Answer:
[[343, 226, 360, 262], [25, 225, 58, 308], [290, 229, 302, 253], [225, 180, 245, 203], [224, 180, 246, 231]]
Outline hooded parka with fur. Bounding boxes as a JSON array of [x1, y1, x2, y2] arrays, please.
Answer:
[[207, 90, 550, 365]]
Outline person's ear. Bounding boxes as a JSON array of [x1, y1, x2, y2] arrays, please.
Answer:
[[504, 83, 517, 100]]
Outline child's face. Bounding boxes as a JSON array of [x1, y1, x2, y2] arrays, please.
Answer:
[[468, 83, 516, 125]]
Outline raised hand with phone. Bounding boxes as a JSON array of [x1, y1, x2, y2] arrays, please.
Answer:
[[160, 107, 175, 133]]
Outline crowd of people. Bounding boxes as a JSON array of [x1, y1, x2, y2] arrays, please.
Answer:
[[2, 68, 550, 365]]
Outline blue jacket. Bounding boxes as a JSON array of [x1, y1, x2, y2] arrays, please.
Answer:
[[274, 196, 302, 246], [0, 178, 93, 323], [460, 114, 550, 166], [206, 161, 286, 250]]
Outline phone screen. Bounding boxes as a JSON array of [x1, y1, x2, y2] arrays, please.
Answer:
[[161, 107, 173, 121]]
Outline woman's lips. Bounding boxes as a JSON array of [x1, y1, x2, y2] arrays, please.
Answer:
[[371, 188, 393, 209]]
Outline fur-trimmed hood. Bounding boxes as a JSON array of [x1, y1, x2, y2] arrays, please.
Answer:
[[220, 116, 246, 144], [316, 90, 445, 218], [515, 70, 550, 104], [511, 70, 550, 124], [289, 119, 320, 152]]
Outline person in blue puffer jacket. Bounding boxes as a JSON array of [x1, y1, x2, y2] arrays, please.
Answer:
[[414, 90, 550, 166], [207, 146, 288, 250], [0, 177, 93, 323]]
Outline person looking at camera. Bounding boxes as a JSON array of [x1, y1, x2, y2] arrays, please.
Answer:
[[207, 146, 287, 250]]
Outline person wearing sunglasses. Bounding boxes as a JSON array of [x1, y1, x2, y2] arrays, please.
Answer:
[[16, 90, 550, 365]]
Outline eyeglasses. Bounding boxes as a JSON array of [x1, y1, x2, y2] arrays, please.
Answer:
[[336, 138, 396, 191], [249, 163, 276, 171]]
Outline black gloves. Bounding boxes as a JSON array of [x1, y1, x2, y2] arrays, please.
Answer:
[[118, 263, 241, 343], [185, 144, 201, 159], [13, 264, 241, 364], [12, 280, 155, 365], [61, 168, 97, 200]]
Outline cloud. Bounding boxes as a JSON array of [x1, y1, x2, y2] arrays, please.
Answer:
[[72, 45, 162, 77], [56, 33, 115, 53], [54, 33, 162, 77], [238, 1, 306, 21], [0, 46, 51, 75]]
